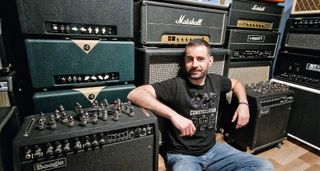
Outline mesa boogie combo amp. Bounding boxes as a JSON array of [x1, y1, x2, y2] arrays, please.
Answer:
[[273, 48, 320, 90], [226, 29, 280, 60], [135, 47, 230, 85], [15, 0, 134, 39], [33, 84, 135, 114], [284, 16, 320, 50], [25, 39, 134, 90], [135, 0, 228, 45], [13, 104, 159, 171], [291, 0, 320, 15], [228, 0, 284, 30], [220, 81, 294, 152]]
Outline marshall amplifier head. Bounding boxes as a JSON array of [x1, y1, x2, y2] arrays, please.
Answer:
[[226, 29, 280, 61], [33, 84, 135, 114], [13, 104, 159, 171], [135, 0, 228, 45], [25, 39, 135, 90], [150, 0, 232, 8], [284, 17, 320, 50], [135, 47, 230, 85], [273, 48, 320, 90], [292, 0, 320, 15], [15, 0, 134, 39], [228, 0, 284, 30]]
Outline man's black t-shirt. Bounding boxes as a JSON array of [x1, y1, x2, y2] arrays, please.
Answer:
[[152, 73, 232, 156]]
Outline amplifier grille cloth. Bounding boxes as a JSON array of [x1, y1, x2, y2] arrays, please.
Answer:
[[286, 33, 320, 49], [293, 0, 320, 13], [149, 56, 225, 84], [228, 66, 270, 85], [0, 92, 10, 107]]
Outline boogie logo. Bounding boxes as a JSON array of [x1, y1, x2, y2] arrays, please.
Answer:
[[33, 158, 67, 171]]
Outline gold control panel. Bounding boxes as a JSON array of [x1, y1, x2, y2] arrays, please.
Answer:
[[236, 19, 273, 30], [161, 35, 210, 44]]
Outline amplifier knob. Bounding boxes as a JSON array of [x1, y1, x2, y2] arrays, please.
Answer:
[[63, 140, 71, 153], [74, 138, 82, 150], [46, 143, 54, 156], [33, 145, 43, 158], [92, 140, 99, 147], [24, 147, 32, 160], [104, 75, 110, 80], [55, 141, 62, 154], [84, 136, 91, 148], [101, 27, 106, 34]]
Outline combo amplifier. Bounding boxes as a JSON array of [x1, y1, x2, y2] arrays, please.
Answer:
[[0, 19, 12, 72], [0, 71, 16, 107], [226, 29, 280, 60], [13, 104, 159, 171], [33, 84, 135, 114], [273, 48, 320, 90], [15, 0, 134, 39], [228, 0, 283, 30], [291, 0, 320, 15], [25, 39, 134, 90], [284, 16, 320, 50], [135, 0, 228, 45], [220, 81, 294, 152], [135, 47, 230, 85], [151, 0, 232, 8]]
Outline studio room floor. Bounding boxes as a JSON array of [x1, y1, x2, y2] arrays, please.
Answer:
[[158, 134, 320, 171]]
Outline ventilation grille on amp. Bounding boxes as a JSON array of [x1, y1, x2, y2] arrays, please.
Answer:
[[286, 33, 320, 49], [149, 56, 226, 84], [292, 0, 320, 15]]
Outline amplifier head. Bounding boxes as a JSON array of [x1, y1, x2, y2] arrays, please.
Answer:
[[0, 71, 16, 107], [229, 0, 283, 30], [292, 0, 320, 15], [15, 0, 134, 39], [135, 47, 230, 85], [33, 84, 135, 114], [13, 105, 159, 171], [136, 0, 228, 45], [149, 0, 232, 8], [25, 40, 135, 90]]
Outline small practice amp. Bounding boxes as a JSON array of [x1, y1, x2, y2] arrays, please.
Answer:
[[228, 0, 283, 30], [219, 81, 294, 152], [33, 84, 135, 114], [13, 102, 159, 171], [135, 0, 228, 45], [25, 39, 135, 90], [15, 0, 134, 39]]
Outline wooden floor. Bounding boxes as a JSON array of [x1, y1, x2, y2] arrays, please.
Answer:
[[158, 135, 320, 171]]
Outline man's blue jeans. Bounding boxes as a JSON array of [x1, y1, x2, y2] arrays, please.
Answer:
[[166, 142, 274, 171]]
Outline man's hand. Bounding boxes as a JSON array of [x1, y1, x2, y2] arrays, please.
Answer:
[[232, 103, 250, 129], [171, 114, 196, 137]]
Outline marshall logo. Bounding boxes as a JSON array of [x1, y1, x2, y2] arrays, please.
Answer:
[[247, 35, 265, 42], [33, 158, 67, 171], [175, 15, 203, 26], [306, 63, 320, 72], [251, 4, 266, 12]]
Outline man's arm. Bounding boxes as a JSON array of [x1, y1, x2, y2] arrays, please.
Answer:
[[230, 79, 250, 129], [127, 85, 196, 136]]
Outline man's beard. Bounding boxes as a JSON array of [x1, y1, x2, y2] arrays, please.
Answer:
[[187, 68, 207, 80]]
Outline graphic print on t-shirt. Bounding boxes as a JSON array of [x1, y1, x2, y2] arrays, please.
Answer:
[[190, 92, 218, 131]]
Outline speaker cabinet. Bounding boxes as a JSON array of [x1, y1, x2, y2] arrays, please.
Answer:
[[292, 0, 320, 15], [135, 47, 230, 85], [228, 61, 272, 85]]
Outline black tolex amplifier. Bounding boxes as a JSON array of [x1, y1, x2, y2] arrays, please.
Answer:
[[151, 0, 232, 8], [135, 0, 228, 46], [228, 0, 283, 30], [25, 39, 135, 90], [226, 29, 280, 61], [220, 81, 294, 152], [15, 0, 134, 39], [13, 103, 159, 171], [33, 84, 135, 114]]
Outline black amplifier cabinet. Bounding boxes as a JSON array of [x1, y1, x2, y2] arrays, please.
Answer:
[[229, 0, 283, 30], [0, 106, 20, 171], [25, 39, 134, 90], [135, 47, 230, 85], [0, 71, 16, 107], [135, 0, 228, 45], [15, 0, 133, 39], [33, 84, 135, 114], [273, 48, 320, 90], [152, 0, 231, 8], [226, 29, 280, 61], [13, 105, 159, 171], [220, 82, 294, 152], [284, 16, 320, 50], [0, 19, 12, 73]]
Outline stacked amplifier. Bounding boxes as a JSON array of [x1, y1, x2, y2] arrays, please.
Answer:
[[272, 0, 320, 150], [226, 0, 284, 85]]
